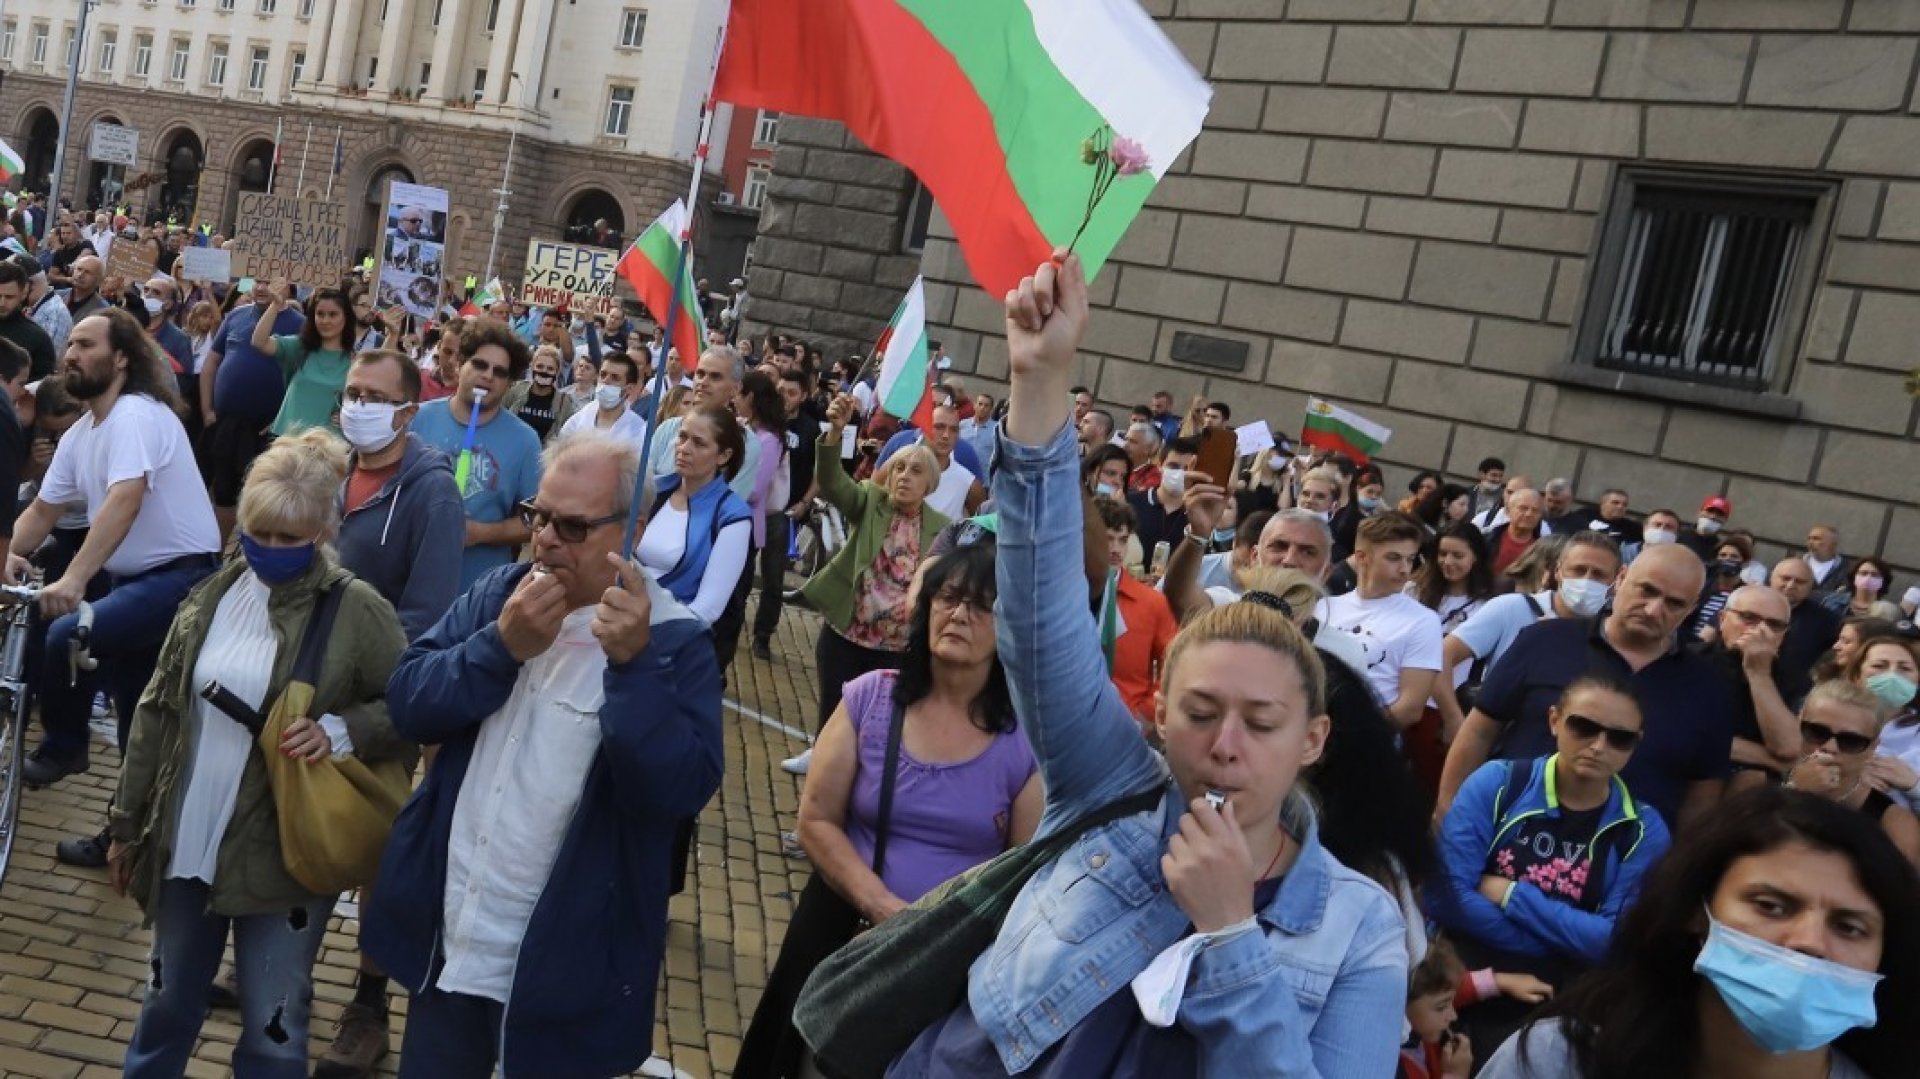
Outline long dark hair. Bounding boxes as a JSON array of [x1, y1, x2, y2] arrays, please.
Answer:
[[891, 545, 1014, 735], [739, 368, 784, 433], [1415, 521, 1495, 611], [298, 287, 358, 353], [1523, 787, 1920, 1078], [1303, 650, 1436, 890], [1413, 482, 1470, 531], [95, 308, 184, 413]]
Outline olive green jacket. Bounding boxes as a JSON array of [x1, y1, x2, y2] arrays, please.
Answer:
[[111, 555, 413, 920], [795, 430, 949, 635]]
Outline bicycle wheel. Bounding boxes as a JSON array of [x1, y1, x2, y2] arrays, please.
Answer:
[[0, 681, 22, 885]]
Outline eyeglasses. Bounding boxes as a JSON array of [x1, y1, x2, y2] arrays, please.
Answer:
[[1725, 607, 1789, 634], [1563, 713, 1641, 751], [1801, 720, 1874, 756], [517, 500, 621, 544], [467, 357, 512, 378], [931, 587, 992, 615]]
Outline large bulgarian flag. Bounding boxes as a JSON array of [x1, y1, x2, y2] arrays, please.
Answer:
[[874, 278, 936, 429], [713, 0, 1211, 296], [1301, 398, 1392, 464], [0, 140, 23, 185], [617, 200, 704, 377]]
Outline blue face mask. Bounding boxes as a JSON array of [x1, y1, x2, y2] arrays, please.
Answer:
[[1866, 672, 1917, 710], [1693, 909, 1882, 1054], [1212, 527, 1236, 544], [240, 533, 316, 585]]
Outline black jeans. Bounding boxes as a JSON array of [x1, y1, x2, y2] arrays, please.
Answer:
[[753, 514, 792, 644], [711, 556, 754, 674], [813, 625, 902, 732]]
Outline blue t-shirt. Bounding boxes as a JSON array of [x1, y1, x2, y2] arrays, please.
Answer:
[[210, 302, 305, 423], [1474, 616, 1736, 823], [411, 400, 543, 591]]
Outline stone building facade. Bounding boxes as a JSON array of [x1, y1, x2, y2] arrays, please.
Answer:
[[747, 0, 1920, 574]]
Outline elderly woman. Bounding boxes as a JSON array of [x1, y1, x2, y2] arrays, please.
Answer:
[[738, 544, 1041, 1077], [1787, 678, 1920, 866], [110, 429, 410, 1077], [784, 393, 948, 774]]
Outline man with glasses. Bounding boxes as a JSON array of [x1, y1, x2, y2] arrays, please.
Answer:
[[365, 431, 722, 1079], [1437, 544, 1736, 831], [409, 321, 541, 592], [1698, 584, 1809, 790]]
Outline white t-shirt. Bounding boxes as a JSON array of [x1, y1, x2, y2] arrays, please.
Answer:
[[1449, 589, 1558, 672], [560, 403, 649, 448], [1313, 591, 1444, 709], [927, 455, 978, 520], [633, 499, 751, 626], [39, 394, 220, 577]]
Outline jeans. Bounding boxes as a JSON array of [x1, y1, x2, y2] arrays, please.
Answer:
[[711, 555, 754, 674], [124, 878, 335, 1078], [752, 514, 792, 643], [22, 527, 109, 727], [37, 556, 216, 760], [397, 983, 505, 1079]]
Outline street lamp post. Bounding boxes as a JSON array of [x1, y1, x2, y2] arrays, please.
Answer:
[[48, 0, 97, 215], [483, 72, 525, 284]]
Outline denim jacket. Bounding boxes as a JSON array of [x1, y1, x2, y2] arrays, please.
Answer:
[[974, 419, 1409, 1077]]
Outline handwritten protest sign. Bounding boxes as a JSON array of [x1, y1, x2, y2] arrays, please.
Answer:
[[105, 238, 158, 284], [522, 239, 623, 317], [229, 193, 351, 285], [177, 246, 232, 282]]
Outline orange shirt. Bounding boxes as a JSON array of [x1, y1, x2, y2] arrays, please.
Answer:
[[1110, 572, 1178, 721]]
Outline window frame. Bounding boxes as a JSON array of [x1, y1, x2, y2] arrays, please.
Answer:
[[134, 34, 154, 77], [753, 110, 779, 147], [99, 30, 117, 73], [289, 48, 305, 85], [473, 67, 487, 97], [30, 23, 49, 66], [2, 22, 16, 62], [207, 40, 229, 86], [618, 8, 646, 49], [248, 45, 269, 90], [604, 84, 634, 137], [169, 38, 190, 82], [743, 165, 771, 211]]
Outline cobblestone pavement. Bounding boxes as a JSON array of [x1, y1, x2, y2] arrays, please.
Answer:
[[0, 589, 822, 1078]]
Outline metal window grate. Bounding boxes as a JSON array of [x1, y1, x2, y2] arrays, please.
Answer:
[[1598, 186, 1810, 392]]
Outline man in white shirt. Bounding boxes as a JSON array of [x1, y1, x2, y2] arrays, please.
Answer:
[[6, 309, 221, 865], [1469, 473, 1533, 534], [1314, 511, 1443, 729], [559, 351, 648, 446], [873, 403, 984, 520]]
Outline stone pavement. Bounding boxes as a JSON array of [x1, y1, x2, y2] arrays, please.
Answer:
[[0, 590, 823, 1078]]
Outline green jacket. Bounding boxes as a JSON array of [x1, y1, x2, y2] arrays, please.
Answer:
[[796, 430, 949, 635], [111, 555, 413, 920], [500, 379, 579, 440]]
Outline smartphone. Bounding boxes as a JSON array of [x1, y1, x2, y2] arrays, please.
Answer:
[[1193, 428, 1237, 491]]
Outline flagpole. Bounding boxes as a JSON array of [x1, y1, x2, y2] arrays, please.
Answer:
[[326, 126, 342, 199], [267, 118, 282, 193], [620, 20, 728, 564], [295, 121, 313, 197]]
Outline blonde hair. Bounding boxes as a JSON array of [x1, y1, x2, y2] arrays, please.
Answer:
[[1301, 465, 1342, 494], [1162, 599, 1327, 716], [532, 343, 564, 367], [876, 443, 940, 494], [1803, 678, 1891, 730], [186, 300, 221, 336], [238, 427, 352, 542]]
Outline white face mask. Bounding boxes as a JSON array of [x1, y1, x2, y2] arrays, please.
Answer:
[[1696, 516, 1724, 536], [1644, 527, 1678, 547], [595, 383, 626, 411], [339, 399, 403, 454], [1558, 577, 1610, 618], [1268, 454, 1287, 473], [142, 296, 165, 319]]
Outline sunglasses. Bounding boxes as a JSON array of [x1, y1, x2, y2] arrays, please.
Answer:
[[517, 500, 620, 544], [1725, 607, 1789, 634], [1563, 713, 1641, 751], [1801, 720, 1874, 756]]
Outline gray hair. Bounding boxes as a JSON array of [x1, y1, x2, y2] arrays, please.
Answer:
[[541, 430, 642, 518], [1271, 508, 1334, 549], [701, 344, 746, 383], [1127, 421, 1161, 448], [1544, 477, 1573, 498]]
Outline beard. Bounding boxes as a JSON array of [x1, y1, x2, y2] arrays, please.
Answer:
[[63, 362, 111, 400]]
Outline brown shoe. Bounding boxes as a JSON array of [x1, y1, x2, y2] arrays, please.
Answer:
[[312, 1001, 390, 1078]]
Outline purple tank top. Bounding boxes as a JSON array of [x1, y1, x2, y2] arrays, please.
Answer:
[[840, 670, 1038, 903]]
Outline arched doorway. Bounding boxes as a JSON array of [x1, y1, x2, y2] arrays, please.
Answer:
[[223, 137, 276, 228], [84, 116, 128, 213], [158, 129, 203, 226], [358, 163, 413, 262], [21, 108, 58, 195], [562, 189, 624, 248]]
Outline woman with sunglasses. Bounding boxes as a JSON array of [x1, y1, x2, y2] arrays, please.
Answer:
[[636, 403, 750, 628], [1785, 680, 1920, 867], [1429, 673, 1671, 1057]]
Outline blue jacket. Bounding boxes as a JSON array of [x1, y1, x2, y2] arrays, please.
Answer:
[[362, 563, 724, 1079], [335, 434, 465, 641], [1428, 755, 1671, 966], [970, 418, 1408, 1078], [649, 473, 751, 612]]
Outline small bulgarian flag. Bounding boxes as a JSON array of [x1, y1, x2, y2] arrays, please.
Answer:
[[1301, 398, 1392, 464], [472, 277, 504, 309], [874, 277, 935, 429], [0, 139, 23, 185], [617, 200, 704, 377], [713, 0, 1211, 296]]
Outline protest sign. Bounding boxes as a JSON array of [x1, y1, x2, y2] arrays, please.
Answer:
[[177, 246, 233, 282], [379, 182, 449, 318], [521, 239, 623, 317], [105, 237, 158, 284], [1233, 420, 1276, 459], [229, 193, 351, 285]]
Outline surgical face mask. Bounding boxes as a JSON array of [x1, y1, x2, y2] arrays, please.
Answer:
[[1697, 516, 1724, 536], [1212, 527, 1236, 544], [1357, 495, 1381, 512], [1866, 672, 1917, 710], [142, 296, 165, 319], [595, 383, 626, 411], [1714, 559, 1744, 580], [1693, 909, 1881, 1054], [1857, 574, 1885, 595], [1738, 562, 1769, 587], [239, 533, 317, 586], [1093, 482, 1118, 499], [1645, 527, 1678, 547], [1267, 453, 1287, 473], [1558, 577, 1610, 618], [338, 399, 403, 454]]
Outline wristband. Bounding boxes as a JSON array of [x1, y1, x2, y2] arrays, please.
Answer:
[[1469, 968, 1499, 1003], [1182, 528, 1209, 549], [1499, 880, 1517, 909]]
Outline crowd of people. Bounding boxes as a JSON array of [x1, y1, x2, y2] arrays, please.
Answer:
[[0, 193, 1913, 1079]]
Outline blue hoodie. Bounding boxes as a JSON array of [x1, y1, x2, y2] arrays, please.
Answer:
[[335, 433, 466, 641], [363, 562, 723, 1079]]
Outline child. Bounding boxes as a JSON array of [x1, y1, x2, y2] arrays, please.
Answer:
[[1402, 936, 1473, 1079]]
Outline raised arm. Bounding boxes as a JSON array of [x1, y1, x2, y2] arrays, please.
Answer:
[[249, 279, 293, 357], [814, 395, 870, 518]]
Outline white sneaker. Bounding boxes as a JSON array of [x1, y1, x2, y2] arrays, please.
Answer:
[[780, 748, 812, 775]]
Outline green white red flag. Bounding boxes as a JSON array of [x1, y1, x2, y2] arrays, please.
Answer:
[[713, 0, 1211, 296], [0, 140, 23, 185], [1301, 398, 1392, 464], [874, 277, 935, 429], [617, 200, 704, 376]]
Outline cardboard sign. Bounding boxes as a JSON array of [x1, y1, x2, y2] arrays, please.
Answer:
[[522, 239, 623, 317], [229, 193, 352, 285], [177, 246, 233, 282], [105, 237, 159, 284]]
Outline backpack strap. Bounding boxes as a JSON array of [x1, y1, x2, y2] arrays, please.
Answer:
[[869, 698, 907, 879], [291, 582, 347, 686], [1521, 593, 1545, 619]]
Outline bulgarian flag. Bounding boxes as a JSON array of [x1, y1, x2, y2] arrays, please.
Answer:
[[874, 277, 936, 429], [0, 139, 23, 185], [472, 277, 504, 309], [1301, 398, 1392, 465], [713, 0, 1211, 296], [618, 200, 704, 377]]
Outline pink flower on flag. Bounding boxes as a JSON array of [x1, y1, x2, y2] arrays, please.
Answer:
[[1068, 124, 1151, 256], [1109, 136, 1151, 177]]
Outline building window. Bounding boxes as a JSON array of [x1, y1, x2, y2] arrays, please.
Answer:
[[418, 62, 430, 96], [1581, 172, 1823, 394], [379, 0, 388, 22], [901, 180, 934, 254], [604, 85, 634, 137], [30, 24, 47, 66], [432, 0, 443, 25], [485, 0, 500, 32], [619, 9, 646, 49], [1, 22, 15, 61], [366, 56, 377, 89], [169, 38, 190, 81], [248, 46, 269, 89], [61, 26, 73, 67], [135, 34, 153, 76], [208, 41, 229, 86], [258, 0, 277, 12], [753, 110, 779, 147], [472, 67, 486, 97], [289, 48, 304, 84], [218, 0, 236, 11], [743, 166, 770, 211], [99, 31, 117, 73], [300, 0, 315, 17], [180, 0, 196, 7]]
